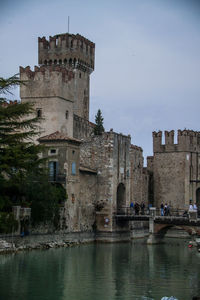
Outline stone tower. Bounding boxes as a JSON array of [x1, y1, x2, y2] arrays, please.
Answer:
[[20, 33, 95, 138], [150, 129, 200, 210]]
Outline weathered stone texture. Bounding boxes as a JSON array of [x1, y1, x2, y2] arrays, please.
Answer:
[[130, 145, 144, 204], [151, 130, 200, 210]]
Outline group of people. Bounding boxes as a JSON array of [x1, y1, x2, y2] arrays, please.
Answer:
[[130, 201, 145, 215], [160, 203, 171, 216], [189, 200, 198, 211]]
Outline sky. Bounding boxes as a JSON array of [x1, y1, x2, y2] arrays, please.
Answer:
[[1, 0, 200, 162]]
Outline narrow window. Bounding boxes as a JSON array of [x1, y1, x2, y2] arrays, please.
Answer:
[[65, 110, 69, 119], [79, 72, 81, 78], [36, 108, 42, 118], [72, 162, 76, 175]]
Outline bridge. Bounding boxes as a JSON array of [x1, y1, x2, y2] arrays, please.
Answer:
[[114, 207, 200, 243]]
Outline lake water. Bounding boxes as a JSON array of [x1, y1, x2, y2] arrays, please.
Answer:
[[0, 240, 200, 300]]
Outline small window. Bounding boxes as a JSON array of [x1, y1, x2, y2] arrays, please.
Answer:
[[65, 110, 69, 119], [79, 72, 81, 78], [72, 162, 76, 175], [50, 149, 56, 154], [72, 150, 75, 155], [36, 109, 42, 118]]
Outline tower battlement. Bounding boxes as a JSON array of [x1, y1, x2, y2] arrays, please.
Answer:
[[38, 33, 95, 72], [20, 65, 74, 82], [20, 65, 74, 101], [153, 130, 200, 153]]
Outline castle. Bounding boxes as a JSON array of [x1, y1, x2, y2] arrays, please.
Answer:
[[19, 32, 200, 238]]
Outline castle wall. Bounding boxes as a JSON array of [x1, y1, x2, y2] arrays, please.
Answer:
[[79, 172, 97, 231], [80, 131, 131, 232], [153, 152, 189, 209], [129, 145, 144, 205], [73, 114, 94, 139], [152, 130, 200, 210]]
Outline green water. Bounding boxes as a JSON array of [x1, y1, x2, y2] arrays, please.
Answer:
[[0, 240, 200, 300]]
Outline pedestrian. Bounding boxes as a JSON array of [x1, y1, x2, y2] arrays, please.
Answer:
[[164, 203, 168, 216], [193, 203, 197, 211], [130, 201, 134, 214], [140, 202, 145, 215], [160, 203, 164, 216], [189, 200, 193, 211], [167, 203, 171, 216], [134, 202, 140, 215]]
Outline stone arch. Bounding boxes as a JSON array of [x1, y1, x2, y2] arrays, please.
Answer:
[[154, 223, 198, 237], [117, 183, 126, 214]]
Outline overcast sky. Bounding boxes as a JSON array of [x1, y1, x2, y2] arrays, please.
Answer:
[[1, 0, 200, 161]]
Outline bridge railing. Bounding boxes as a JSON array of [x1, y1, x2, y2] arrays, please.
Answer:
[[115, 206, 189, 218]]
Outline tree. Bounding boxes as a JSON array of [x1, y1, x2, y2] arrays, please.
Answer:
[[93, 109, 105, 135], [0, 75, 66, 230]]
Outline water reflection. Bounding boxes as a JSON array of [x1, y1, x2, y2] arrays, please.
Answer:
[[0, 240, 200, 300]]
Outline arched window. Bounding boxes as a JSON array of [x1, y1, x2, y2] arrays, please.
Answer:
[[54, 59, 57, 65], [64, 59, 67, 64], [69, 58, 72, 66]]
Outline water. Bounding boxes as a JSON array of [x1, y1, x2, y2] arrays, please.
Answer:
[[0, 240, 200, 300]]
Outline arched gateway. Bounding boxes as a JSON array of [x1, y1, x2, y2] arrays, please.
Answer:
[[117, 183, 126, 214]]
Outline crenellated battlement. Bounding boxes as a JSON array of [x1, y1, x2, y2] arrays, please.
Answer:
[[153, 129, 200, 153], [38, 33, 95, 72], [20, 65, 74, 82], [20, 65, 75, 101]]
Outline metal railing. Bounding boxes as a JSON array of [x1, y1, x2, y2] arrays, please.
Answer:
[[48, 174, 66, 183], [115, 206, 194, 218]]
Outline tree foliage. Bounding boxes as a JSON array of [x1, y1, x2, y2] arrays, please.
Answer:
[[0, 75, 66, 231], [93, 109, 105, 135]]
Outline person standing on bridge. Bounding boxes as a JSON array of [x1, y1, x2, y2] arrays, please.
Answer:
[[160, 203, 164, 216], [130, 201, 134, 214], [164, 203, 168, 216], [140, 202, 145, 215], [134, 202, 140, 215]]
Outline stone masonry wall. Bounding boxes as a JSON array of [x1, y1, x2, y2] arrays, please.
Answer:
[[130, 145, 144, 205], [153, 152, 189, 209]]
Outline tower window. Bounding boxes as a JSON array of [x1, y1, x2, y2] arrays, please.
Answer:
[[36, 108, 42, 118], [65, 110, 69, 119], [79, 73, 81, 78], [59, 59, 62, 65], [72, 162, 76, 175]]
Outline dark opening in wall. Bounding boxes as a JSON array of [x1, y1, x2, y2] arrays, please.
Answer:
[[36, 108, 42, 118], [65, 110, 69, 119], [50, 149, 56, 154], [79, 73, 81, 78]]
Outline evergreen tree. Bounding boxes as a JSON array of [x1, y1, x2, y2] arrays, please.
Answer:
[[94, 109, 105, 135], [0, 75, 66, 230]]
